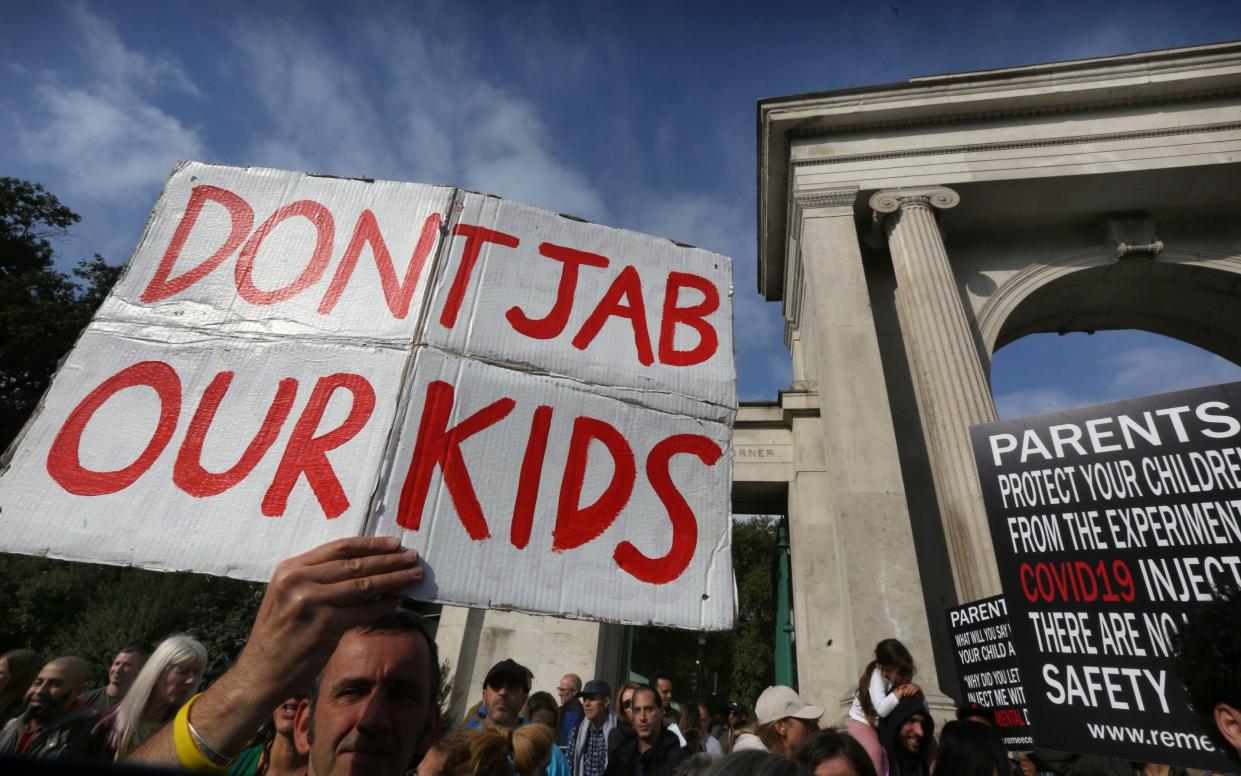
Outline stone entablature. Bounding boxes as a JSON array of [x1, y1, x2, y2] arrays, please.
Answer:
[[759, 41, 1241, 299]]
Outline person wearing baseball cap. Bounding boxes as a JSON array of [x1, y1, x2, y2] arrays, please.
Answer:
[[754, 685, 824, 757], [467, 658, 571, 775], [466, 658, 533, 730], [571, 679, 617, 776]]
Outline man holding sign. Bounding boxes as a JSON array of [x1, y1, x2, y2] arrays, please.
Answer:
[[130, 536, 436, 774]]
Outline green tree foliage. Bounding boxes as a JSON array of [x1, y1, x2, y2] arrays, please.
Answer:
[[729, 516, 779, 706], [631, 516, 778, 711], [0, 177, 123, 450]]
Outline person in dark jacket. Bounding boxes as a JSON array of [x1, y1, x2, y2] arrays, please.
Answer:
[[876, 696, 934, 776], [605, 686, 688, 776], [0, 656, 99, 761], [0, 649, 44, 727], [935, 720, 1008, 776]]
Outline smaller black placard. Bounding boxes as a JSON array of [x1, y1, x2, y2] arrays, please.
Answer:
[[946, 595, 1034, 749]]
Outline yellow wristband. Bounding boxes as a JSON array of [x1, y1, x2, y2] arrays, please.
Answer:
[[173, 693, 230, 773]]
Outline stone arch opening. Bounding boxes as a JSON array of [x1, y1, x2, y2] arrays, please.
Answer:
[[982, 251, 1241, 367]]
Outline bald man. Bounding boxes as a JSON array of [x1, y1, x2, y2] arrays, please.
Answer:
[[559, 673, 584, 744], [0, 656, 101, 760]]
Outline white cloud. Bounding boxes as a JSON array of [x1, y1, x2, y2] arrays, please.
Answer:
[[994, 388, 1096, 420], [16, 4, 202, 201], [232, 22, 401, 179], [22, 87, 201, 201], [67, 2, 199, 96], [229, 16, 606, 223], [994, 339, 1241, 420], [454, 84, 606, 222], [1104, 345, 1241, 399]]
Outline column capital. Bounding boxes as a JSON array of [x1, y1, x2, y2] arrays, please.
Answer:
[[869, 185, 960, 214], [794, 187, 859, 211]]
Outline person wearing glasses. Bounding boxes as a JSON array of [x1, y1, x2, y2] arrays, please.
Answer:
[[557, 673, 584, 747]]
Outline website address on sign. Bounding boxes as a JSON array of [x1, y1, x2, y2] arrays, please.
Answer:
[[1086, 722, 1216, 751]]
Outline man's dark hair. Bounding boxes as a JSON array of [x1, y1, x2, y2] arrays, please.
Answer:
[[1174, 581, 1241, 763], [654, 674, 674, 688], [793, 729, 877, 776], [934, 720, 1009, 776], [310, 608, 441, 711], [631, 685, 660, 707], [118, 645, 149, 659]]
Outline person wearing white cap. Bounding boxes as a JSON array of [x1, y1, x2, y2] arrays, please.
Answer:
[[753, 685, 823, 757]]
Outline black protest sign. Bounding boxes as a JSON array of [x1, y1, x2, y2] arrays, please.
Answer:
[[946, 596, 1034, 749], [970, 381, 1241, 771]]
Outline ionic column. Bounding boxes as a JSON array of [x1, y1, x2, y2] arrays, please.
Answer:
[[870, 186, 1001, 603], [790, 187, 950, 715]]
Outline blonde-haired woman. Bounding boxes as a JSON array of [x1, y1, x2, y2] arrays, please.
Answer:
[[435, 722, 555, 776], [101, 634, 207, 760]]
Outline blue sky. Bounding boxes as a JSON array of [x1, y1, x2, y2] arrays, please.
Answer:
[[4, 1, 1240, 410]]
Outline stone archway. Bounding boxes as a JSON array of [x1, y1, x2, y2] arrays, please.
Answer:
[[980, 248, 1241, 365], [757, 42, 1241, 710]]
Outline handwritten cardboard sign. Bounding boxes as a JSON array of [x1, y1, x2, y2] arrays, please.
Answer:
[[971, 383, 1241, 769], [0, 162, 738, 630]]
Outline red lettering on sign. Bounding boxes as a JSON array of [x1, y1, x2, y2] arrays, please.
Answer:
[[46, 361, 182, 496], [552, 416, 636, 551], [511, 405, 553, 550], [572, 265, 654, 366], [173, 373, 298, 498], [615, 434, 722, 584], [318, 211, 442, 318], [1019, 560, 1135, 603], [141, 186, 254, 303], [396, 380, 516, 538], [439, 224, 520, 328], [659, 272, 719, 366], [236, 200, 335, 306], [506, 243, 609, 339], [262, 373, 375, 518]]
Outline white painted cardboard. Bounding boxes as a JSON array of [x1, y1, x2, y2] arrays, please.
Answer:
[[423, 192, 736, 423], [103, 162, 454, 343], [0, 325, 407, 579], [0, 162, 737, 630], [372, 346, 735, 630]]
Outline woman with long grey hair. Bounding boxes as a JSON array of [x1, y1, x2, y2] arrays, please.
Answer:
[[101, 634, 207, 760]]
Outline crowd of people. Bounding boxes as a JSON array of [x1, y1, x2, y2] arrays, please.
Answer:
[[0, 537, 1238, 776]]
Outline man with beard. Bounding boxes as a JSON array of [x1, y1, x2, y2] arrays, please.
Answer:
[[605, 686, 688, 776], [466, 659, 531, 731], [80, 647, 148, 714], [877, 697, 934, 776], [467, 659, 571, 775], [0, 656, 99, 761]]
